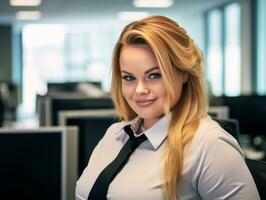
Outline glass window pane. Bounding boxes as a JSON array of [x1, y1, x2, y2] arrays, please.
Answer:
[[21, 22, 122, 118], [22, 24, 66, 117], [257, 0, 266, 94], [206, 9, 223, 96], [224, 3, 241, 96]]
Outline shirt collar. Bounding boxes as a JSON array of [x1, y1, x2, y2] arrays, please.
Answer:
[[115, 113, 171, 150]]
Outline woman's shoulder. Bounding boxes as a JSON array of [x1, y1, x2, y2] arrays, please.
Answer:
[[104, 121, 127, 136], [183, 117, 260, 200], [190, 116, 244, 156], [183, 115, 245, 185], [101, 119, 135, 141], [196, 116, 238, 141], [91, 121, 127, 154]]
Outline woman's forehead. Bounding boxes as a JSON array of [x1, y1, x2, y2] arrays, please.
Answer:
[[119, 44, 158, 71]]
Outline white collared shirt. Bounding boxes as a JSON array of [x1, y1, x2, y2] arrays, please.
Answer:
[[75, 115, 260, 200]]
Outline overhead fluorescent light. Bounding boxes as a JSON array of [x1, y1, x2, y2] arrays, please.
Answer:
[[118, 11, 149, 21], [16, 11, 42, 20], [10, 0, 42, 6], [133, 0, 173, 8]]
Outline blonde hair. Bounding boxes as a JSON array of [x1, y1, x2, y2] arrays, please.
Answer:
[[111, 15, 208, 200]]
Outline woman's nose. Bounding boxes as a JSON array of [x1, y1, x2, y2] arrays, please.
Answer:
[[136, 81, 149, 95]]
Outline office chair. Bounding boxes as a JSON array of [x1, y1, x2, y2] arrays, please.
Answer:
[[245, 159, 266, 200]]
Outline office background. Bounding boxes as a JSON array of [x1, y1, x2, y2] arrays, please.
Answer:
[[0, 0, 266, 199], [1, 0, 266, 155], [2, 0, 265, 118]]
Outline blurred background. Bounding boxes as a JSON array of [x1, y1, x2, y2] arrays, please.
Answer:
[[1, 0, 266, 156], [1, 0, 266, 149], [1, 0, 260, 120], [1, 0, 266, 199]]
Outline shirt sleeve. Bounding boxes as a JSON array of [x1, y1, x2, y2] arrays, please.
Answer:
[[192, 127, 260, 200]]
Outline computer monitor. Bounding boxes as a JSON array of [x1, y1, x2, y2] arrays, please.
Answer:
[[36, 93, 91, 126], [223, 95, 266, 137], [47, 81, 102, 92], [0, 126, 78, 200], [40, 96, 114, 126], [59, 109, 118, 176]]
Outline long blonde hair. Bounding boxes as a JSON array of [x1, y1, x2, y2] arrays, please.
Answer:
[[111, 15, 208, 200]]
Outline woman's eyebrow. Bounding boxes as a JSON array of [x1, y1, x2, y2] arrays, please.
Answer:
[[121, 70, 133, 75], [144, 66, 160, 74], [121, 66, 160, 75]]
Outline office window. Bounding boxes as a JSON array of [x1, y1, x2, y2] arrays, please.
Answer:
[[64, 27, 115, 84], [224, 3, 241, 96], [205, 2, 241, 96], [206, 9, 223, 96], [21, 23, 122, 118], [22, 25, 66, 117], [257, 0, 266, 94]]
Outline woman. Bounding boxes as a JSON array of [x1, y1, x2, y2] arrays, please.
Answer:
[[76, 15, 260, 200]]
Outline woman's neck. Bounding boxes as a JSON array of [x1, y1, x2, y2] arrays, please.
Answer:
[[135, 118, 144, 135]]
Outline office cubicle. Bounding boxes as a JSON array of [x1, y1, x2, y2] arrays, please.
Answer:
[[37, 96, 114, 126], [0, 126, 78, 200], [59, 109, 118, 176]]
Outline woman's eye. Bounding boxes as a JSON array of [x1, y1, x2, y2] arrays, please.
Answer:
[[148, 73, 161, 79], [122, 75, 135, 81]]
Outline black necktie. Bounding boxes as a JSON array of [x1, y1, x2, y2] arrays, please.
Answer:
[[87, 125, 147, 200]]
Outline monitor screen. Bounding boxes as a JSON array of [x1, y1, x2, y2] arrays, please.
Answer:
[[223, 95, 266, 137], [0, 127, 78, 200], [59, 109, 118, 176], [49, 97, 114, 126], [47, 81, 102, 92]]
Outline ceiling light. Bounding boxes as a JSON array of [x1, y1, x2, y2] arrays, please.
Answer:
[[16, 11, 42, 20], [10, 0, 42, 6], [118, 12, 149, 21], [133, 0, 173, 8]]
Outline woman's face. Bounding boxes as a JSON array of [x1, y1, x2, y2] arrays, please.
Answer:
[[119, 44, 186, 128]]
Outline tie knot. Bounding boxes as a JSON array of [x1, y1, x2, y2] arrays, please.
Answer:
[[124, 125, 147, 147]]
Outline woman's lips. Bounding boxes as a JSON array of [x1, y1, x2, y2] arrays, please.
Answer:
[[135, 99, 156, 107]]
